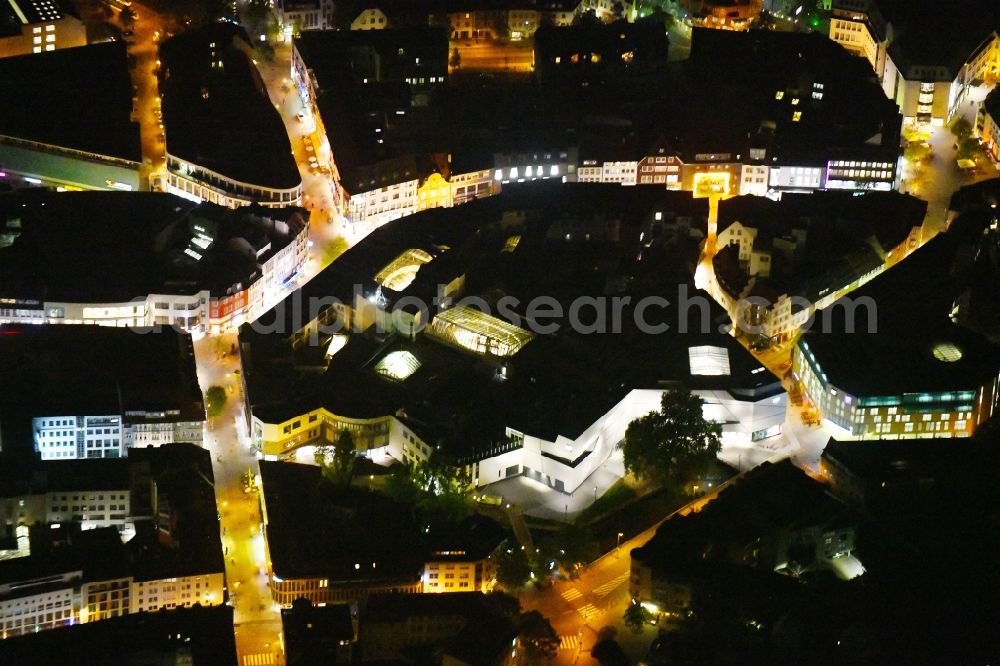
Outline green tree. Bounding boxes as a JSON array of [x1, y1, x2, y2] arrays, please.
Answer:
[[903, 142, 932, 163], [205, 385, 227, 418], [518, 610, 560, 663], [958, 137, 985, 161], [623, 600, 653, 633], [592, 627, 629, 666], [120, 6, 136, 28], [483, 590, 522, 621], [622, 388, 722, 488], [317, 430, 356, 485], [495, 540, 533, 590], [243, 0, 272, 36], [951, 117, 973, 141], [573, 9, 601, 25], [382, 462, 420, 504], [552, 523, 599, 577]]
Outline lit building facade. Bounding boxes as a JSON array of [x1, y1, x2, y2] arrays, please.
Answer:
[[252, 382, 785, 496], [276, 0, 335, 32], [0, 1, 86, 59], [165, 156, 303, 210], [131, 573, 225, 612], [793, 338, 999, 439], [33, 414, 204, 460], [422, 555, 496, 594], [0, 572, 77, 638]]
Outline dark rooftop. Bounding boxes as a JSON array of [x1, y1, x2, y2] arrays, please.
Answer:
[[0, 457, 129, 498], [633, 459, 851, 571], [0, 190, 307, 303], [0, 42, 140, 161], [363, 591, 500, 623], [260, 461, 425, 581], [126, 443, 225, 581], [0, 325, 203, 456], [159, 23, 300, 189], [426, 514, 505, 562], [714, 191, 926, 301], [800, 230, 1000, 397], [823, 436, 995, 486], [880, 0, 999, 76], [0, 605, 237, 666], [283, 600, 354, 666]]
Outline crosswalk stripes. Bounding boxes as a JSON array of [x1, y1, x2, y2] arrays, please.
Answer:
[[560, 588, 583, 601], [559, 634, 580, 650], [242, 653, 275, 666], [592, 572, 630, 598], [578, 603, 601, 622]]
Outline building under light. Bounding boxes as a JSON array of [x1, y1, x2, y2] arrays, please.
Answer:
[[792, 232, 1000, 440], [0, 0, 86, 60], [0, 191, 308, 333]]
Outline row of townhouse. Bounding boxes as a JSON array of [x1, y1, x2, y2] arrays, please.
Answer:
[[0, 565, 225, 639], [574, 150, 899, 196]]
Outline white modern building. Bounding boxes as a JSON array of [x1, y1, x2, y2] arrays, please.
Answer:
[[250, 350, 786, 496]]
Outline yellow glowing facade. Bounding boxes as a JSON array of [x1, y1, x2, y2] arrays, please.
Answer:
[[417, 172, 453, 211], [692, 171, 732, 198]]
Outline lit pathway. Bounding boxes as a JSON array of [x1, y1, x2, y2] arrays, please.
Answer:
[[192, 332, 285, 665]]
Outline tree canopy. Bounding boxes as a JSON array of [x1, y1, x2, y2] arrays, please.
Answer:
[[205, 385, 227, 418], [495, 539, 534, 590], [623, 600, 653, 633], [315, 430, 357, 486], [622, 388, 722, 487], [381, 455, 473, 525], [519, 610, 560, 663]]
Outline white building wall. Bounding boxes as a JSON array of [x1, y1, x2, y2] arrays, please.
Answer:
[[739, 165, 770, 196], [34, 415, 124, 460], [0, 584, 76, 639], [131, 572, 225, 612]]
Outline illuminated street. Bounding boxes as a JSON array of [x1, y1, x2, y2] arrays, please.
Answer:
[[123, 1, 171, 190], [193, 332, 285, 666], [518, 482, 737, 663]]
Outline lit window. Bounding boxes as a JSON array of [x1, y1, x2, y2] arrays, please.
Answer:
[[775, 91, 784, 100], [792, 111, 802, 122]]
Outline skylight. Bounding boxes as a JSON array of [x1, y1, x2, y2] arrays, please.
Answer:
[[374, 350, 421, 381], [688, 346, 731, 376], [932, 343, 962, 363]]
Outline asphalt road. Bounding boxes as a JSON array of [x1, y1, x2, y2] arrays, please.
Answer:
[[518, 485, 734, 663]]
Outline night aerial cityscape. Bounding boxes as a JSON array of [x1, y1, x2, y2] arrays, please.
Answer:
[[1, 0, 999, 664]]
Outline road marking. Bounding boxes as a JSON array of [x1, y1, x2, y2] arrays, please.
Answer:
[[578, 603, 601, 621], [559, 634, 580, 650], [561, 588, 582, 601], [242, 653, 275, 666], [592, 572, 630, 598]]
